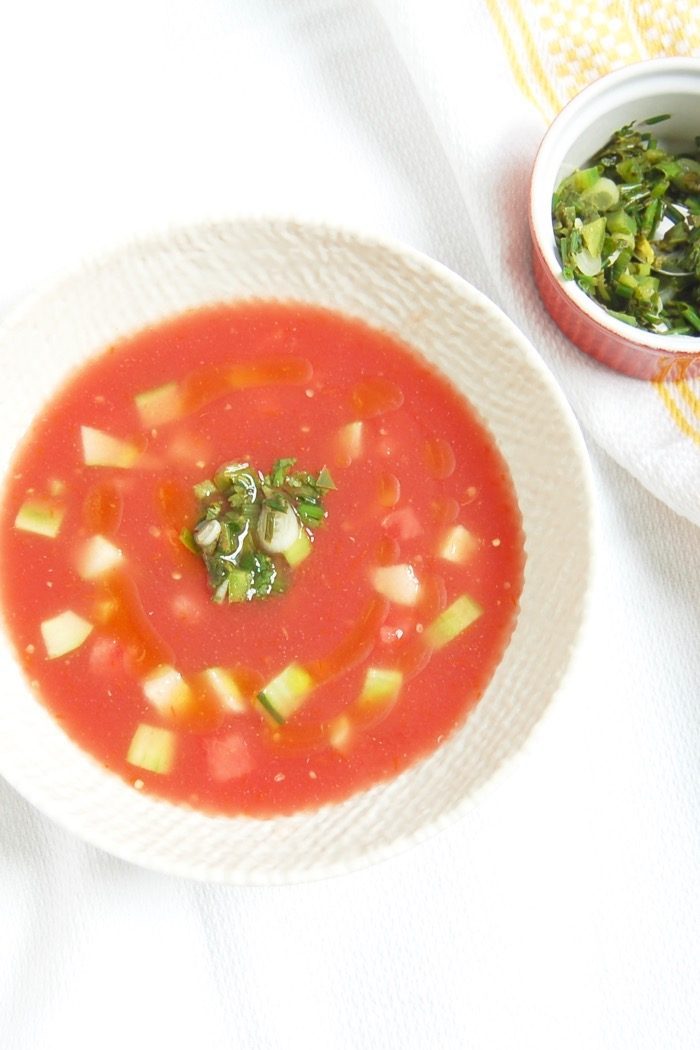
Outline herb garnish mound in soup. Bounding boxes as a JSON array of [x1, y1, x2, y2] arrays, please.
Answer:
[[0, 302, 524, 817]]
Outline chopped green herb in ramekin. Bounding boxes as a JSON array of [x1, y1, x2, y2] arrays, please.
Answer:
[[552, 115, 700, 335]]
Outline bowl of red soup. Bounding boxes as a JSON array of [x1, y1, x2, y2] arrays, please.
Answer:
[[0, 218, 593, 882]]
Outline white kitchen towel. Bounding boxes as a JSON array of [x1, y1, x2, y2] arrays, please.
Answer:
[[375, 0, 700, 525], [2, 5, 700, 1050]]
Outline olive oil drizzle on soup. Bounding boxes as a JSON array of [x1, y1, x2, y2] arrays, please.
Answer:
[[0, 303, 524, 817]]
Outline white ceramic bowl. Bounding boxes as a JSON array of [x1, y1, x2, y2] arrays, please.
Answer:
[[531, 57, 700, 380], [0, 218, 594, 883]]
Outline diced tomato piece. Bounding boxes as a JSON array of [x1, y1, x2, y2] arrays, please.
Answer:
[[89, 636, 125, 677], [382, 507, 423, 541], [207, 734, 254, 782]]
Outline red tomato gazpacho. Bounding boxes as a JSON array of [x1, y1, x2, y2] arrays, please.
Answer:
[[0, 302, 524, 817]]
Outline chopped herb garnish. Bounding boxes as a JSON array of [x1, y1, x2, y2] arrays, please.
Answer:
[[270, 457, 296, 487], [179, 527, 199, 555], [316, 466, 336, 490], [552, 117, 700, 335], [193, 479, 217, 500], [642, 114, 671, 126], [297, 501, 325, 527], [182, 457, 335, 603]]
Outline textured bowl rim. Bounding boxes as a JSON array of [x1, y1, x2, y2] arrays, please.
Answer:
[[530, 56, 700, 357], [0, 215, 597, 884]]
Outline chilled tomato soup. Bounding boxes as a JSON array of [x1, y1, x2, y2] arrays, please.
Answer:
[[0, 302, 523, 817]]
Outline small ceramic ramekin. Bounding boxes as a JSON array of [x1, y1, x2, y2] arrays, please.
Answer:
[[530, 58, 700, 381]]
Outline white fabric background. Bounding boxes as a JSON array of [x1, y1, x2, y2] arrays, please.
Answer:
[[0, 2, 698, 1048]]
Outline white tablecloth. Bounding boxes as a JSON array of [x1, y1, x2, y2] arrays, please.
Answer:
[[1, 3, 698, 1047]]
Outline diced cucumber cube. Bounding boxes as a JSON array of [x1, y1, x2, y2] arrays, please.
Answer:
[[77, 534, 124, 579], [335, 421, 363, 464], [283, 529, 312, 567], [40, 610, 93, 659], [127, 723, 175, 774], [226, 568, 251, 603], [571, 166, 601, 193], [134, 381, 181, 427], [582, 216, 606, 256], [618, 271, 638, 290], [203, 667, 247, 714], [425, 594, 483, 650], [358, 667, 403, 708], [328, 714, 353, 752], [371, 563, 421, 606], [14, 499, 64, 538], [606, 209, 637, 237], [141, 665, 192, 719], [437, 524, 477, 564], [257, 664, 314, 724], [81, 426, 140, 468]]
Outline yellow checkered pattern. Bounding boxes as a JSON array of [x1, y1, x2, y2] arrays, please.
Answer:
[[488, 0, 700, 119]]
